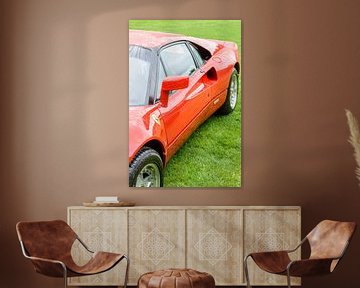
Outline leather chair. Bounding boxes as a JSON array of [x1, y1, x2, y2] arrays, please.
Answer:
[[244, 220, 356, 288], [16, 220, 129, 288]]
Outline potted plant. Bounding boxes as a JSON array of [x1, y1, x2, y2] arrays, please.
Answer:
[[346, 109, 360, 186]]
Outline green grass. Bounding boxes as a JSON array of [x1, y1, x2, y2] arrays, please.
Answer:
[[129, 20, 241, 187]]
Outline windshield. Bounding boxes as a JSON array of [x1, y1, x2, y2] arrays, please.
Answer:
[[129, 45, 154, 106]]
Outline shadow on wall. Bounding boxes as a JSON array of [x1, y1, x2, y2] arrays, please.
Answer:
[[6, 0, 191, 214], [0, 1, 187, 287]]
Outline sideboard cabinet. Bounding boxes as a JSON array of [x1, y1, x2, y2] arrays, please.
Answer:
[[67, 206, 301, 286]]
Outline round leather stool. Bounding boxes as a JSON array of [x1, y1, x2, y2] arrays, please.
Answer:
[[138, 268, 215, 288]]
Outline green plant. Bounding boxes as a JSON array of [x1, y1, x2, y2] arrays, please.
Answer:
[[345, 109, 360, 186]]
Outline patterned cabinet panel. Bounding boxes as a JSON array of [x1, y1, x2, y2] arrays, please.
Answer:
[[187, 209, 243, 285], [128, 209, 186, 284], [243, 209, 301, 286], [67, 206, 301, 286], [68, 208, 127, 286]]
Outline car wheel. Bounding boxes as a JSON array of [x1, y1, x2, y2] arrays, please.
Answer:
[[218, 68, 238, 115], [129, 147, 163, 187]]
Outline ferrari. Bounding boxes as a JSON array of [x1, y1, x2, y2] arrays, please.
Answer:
[[129, 29, 240, 187]]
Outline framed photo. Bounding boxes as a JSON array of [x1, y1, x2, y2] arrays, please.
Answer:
[[129, 20, 241, 188]]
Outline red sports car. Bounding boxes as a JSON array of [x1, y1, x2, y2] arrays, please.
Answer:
[[129, 30, 239, 187]]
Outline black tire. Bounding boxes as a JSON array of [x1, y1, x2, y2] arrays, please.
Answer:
[[129, 147, 164, 187], [218, 68, 239, 115]]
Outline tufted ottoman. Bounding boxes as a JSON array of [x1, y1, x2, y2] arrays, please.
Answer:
[[138, 268, 215, 288]]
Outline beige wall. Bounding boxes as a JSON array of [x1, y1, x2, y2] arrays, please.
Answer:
[[1, 0, 359, 287]]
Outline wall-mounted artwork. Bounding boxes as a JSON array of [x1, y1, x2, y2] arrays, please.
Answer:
[[129, 20, 241, 188]]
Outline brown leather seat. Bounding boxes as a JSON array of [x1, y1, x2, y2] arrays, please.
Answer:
[[16, 220, 129, 288], [138, 268, 215, 288], [244, 220, 356, 288]]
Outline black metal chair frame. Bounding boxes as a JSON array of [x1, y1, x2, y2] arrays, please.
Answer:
[[18, 231, 129, 288], [244, 236, 350, 288]]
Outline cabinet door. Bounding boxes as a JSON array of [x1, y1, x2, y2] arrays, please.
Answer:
[[244, 209, 301, 286], [128, 209, 186, 284], [68, 208, 127, 286], [187, 209, 243, 285]]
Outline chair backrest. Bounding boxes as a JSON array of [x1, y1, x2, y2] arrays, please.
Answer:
[[16, 220, 77, 261], [307, 220, 356, 261]]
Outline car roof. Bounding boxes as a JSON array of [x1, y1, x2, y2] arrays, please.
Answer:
[[129, 30, 186, 48], [129, 30, 221, 55]]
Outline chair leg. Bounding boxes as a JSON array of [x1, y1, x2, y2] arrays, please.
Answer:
[[286, 269, 291, 288], [123, 255, 130, 288], [244, 255, 252, 288], [62, 264, 68, 288]]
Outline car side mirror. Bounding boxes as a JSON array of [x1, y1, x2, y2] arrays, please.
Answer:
[[160, 75, 189, 107]]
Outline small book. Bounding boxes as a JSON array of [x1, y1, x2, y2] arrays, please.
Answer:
[[95, 196, 119, 203]]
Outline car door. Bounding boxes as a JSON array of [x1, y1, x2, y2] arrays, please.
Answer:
[[157, 42, 213, 152]]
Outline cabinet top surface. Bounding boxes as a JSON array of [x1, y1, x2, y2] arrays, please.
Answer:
[[68, 205, 301, 210]]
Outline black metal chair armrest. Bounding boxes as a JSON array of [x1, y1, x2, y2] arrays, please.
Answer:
[[76, 236, 94, 254], [285, 237, 307, 253]]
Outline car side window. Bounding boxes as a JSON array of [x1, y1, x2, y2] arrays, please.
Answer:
[[156, 61, 166, 101], [160, 43, 197, 77], [188, 43, 204, 67]]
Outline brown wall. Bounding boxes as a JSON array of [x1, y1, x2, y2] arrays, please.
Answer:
[[1, 0, 360, 287]]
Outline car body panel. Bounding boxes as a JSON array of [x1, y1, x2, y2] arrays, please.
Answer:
[[129, 30, 239, 166], [129, 106, 167, 163]]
